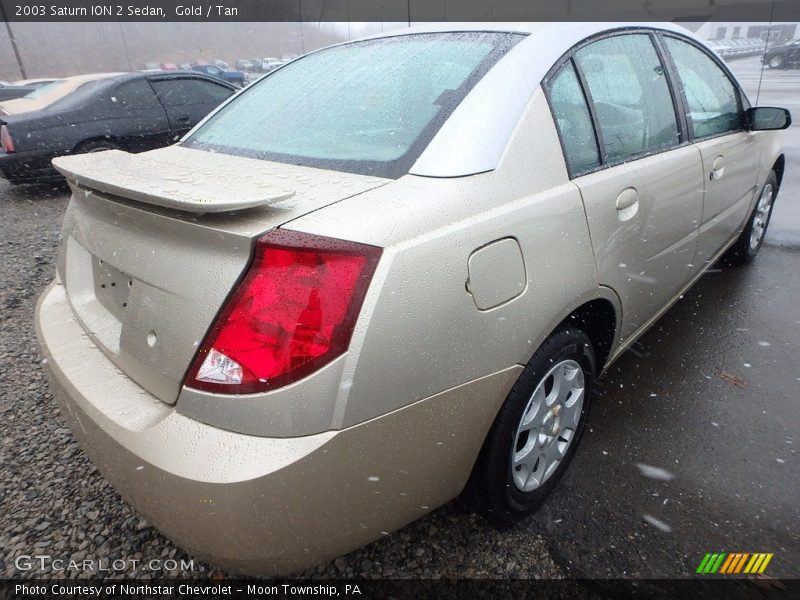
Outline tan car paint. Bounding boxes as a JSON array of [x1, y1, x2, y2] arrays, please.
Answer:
[[693, 132, 761, 266], [38, 282, 521, 574], [576, 145, 707, 341], [53, 147, 301, 213], [55, 159, 389, 406]]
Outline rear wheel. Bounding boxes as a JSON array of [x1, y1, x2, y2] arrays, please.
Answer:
[[465, 327, 595, 524], [724, 171, 778, 265], [74, 139, 119, 154]]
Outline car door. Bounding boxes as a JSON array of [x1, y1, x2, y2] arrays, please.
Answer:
[[546, 31, 705, 342], [108, 78, 172, 152], [661, 35, 760, 268], [150, 76, 234, 138]]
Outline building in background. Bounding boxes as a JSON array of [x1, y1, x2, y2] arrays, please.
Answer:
[[692, 21, 798, 44]]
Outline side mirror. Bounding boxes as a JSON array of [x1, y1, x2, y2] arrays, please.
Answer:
[[746, 106, 792, 131]]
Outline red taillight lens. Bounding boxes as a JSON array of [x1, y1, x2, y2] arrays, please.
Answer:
[[185, 229, 381, 394], [1, 125, 14, 153]]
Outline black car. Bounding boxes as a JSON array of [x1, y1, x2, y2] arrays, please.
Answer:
[[0, 72, 235, 184], [763, 39, 800, 69]]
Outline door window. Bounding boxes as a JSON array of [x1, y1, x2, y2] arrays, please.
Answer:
[[663, 36, 742, 139], [152, 78, 232, 106], [547, 61, 600, 174], [114, 79, 160, 109], [574, 34, 680, 162]]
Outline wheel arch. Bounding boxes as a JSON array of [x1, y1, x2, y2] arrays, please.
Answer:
[[557, 297, 619, 372], [773, 154, 785, 189], [72, 135, 120, 154]]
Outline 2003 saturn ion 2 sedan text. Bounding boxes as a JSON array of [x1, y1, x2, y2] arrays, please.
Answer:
[[36, 22, 789, 575]]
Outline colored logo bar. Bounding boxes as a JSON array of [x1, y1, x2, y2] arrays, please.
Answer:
[[696, 552, 773, 574]]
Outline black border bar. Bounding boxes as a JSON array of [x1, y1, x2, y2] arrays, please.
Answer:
[[0, 0, 799, 22], [4, 578, 799, 600]]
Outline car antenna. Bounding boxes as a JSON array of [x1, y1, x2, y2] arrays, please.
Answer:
[[756, 0, 777, 106]]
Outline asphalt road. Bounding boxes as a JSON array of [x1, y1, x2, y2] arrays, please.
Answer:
[[532, 56, 800, 580]]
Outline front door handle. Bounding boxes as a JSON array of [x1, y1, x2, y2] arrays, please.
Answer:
[[710, 156, 725, 180], [176, 115, 191, 123]]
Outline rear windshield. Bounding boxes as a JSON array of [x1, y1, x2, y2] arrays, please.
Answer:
[[184, 32, 523, 178], [23, 80, 66, 99], [45, 79, 113, 112]]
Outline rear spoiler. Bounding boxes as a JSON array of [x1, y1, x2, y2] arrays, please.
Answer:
[[52, 146, 295, 214]]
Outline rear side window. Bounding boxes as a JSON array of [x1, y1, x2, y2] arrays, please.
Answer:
[[114, 79, 160, 109], [574, 34, 680, 162], [663, 37, 742, 139], [548, 62, 600, 174], [152, 78, 232, 106], [184, 32, 524, 178]]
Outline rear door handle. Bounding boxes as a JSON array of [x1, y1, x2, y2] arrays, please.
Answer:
[[176, 115, 191, 123], [615, 187, 639, 221], [710, 156, 725, 180]]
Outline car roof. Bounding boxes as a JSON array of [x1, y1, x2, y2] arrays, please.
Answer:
[[342, 22, 704, 177]]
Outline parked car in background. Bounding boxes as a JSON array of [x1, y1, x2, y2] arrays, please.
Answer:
[[0, 82, 40, 102], [235, 59, 258, 72], [140, 62, 160, 71], [12, 78, 61, 89], [0, 71, 234, 183], [763, 38, 800, 68], [261, 57, 285, 72], [213, 60, 229, 69], [0, 73, 123, 115], [179, 62, 192, 70], [191, 64, 247, 87], [160, 63, 178, 70], [710, 37, 768, 60], [35, 23, 788, 575]]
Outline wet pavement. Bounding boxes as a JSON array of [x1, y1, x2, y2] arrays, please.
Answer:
[[532, 57, 800, 579]]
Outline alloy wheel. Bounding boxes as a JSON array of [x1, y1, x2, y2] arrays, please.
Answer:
[[511, 359, 585, 492]]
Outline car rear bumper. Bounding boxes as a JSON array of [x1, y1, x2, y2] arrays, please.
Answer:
[[0, 150, 59, 183], [35, 281, 519, 575]]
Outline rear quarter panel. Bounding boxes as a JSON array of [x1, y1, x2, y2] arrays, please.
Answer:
[[286, 91, 607, 428]]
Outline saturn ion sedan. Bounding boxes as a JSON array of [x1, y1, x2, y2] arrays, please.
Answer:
[[36, 23, 789, 575]]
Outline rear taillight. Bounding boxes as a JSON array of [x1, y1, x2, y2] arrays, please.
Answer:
[[1, 125, 14, 153], [185, 229, 381, 394]]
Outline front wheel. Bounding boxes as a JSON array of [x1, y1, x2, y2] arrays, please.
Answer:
[[464, 327, 595, 524], [724, 171, 778, 265], [768, 55, 784, 69]]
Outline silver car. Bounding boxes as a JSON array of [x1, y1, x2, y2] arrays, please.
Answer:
[[36, 23, 789, 575]]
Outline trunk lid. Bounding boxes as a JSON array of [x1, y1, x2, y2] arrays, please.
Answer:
[[54, 145, 389, 404]]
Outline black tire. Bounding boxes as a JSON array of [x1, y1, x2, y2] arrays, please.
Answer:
[[767, 54, 784, 69], [724, 170, 778, 266], [464, 326, 595, 524], [74, 139, 119, 154]]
